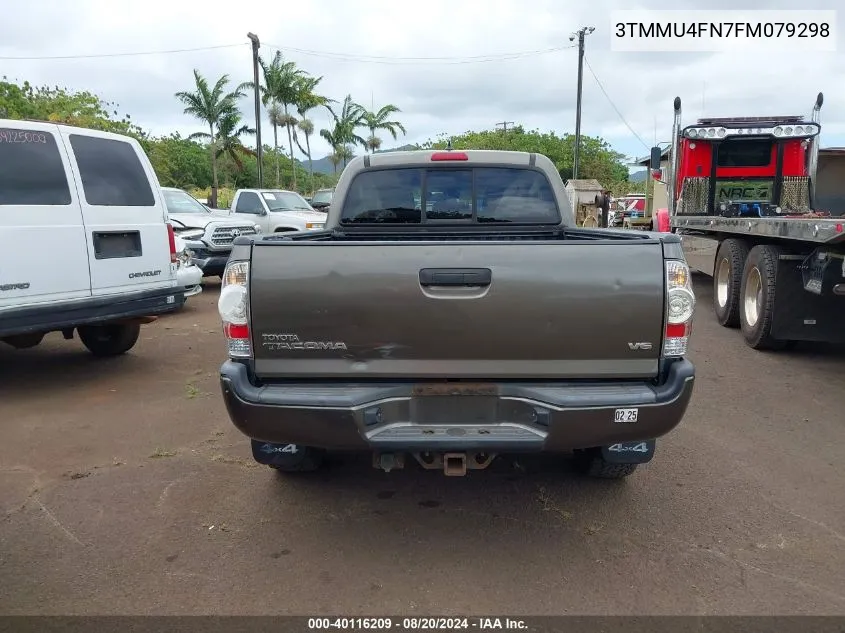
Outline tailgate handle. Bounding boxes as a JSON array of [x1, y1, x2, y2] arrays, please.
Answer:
[[419, 268, 492, 287]]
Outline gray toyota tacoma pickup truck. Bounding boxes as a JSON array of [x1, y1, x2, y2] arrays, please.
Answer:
[[217, 149, 696, 478]]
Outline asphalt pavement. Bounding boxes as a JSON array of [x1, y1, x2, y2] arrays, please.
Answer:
[[1, 275, 844, 615]]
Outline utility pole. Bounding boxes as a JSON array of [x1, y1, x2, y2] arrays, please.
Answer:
[[496, 121, 515, 132], [570, 26, 594, 180], [247, 32, 263, 188]]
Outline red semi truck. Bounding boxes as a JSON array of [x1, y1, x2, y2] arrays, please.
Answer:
[[649, 93, 845, 350]]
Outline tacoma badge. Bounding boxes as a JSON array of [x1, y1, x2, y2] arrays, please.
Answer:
[[261, 333, 347, 351]]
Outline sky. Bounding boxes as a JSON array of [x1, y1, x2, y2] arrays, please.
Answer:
[[1, 0, 843, 169]]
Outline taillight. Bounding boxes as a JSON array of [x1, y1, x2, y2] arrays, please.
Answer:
[[218, 261, 251, 358], [431, 152, 468, 161], [167, 223, 177, 263], [663, 260, 695, 357]]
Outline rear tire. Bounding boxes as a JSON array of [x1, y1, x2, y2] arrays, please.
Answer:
[[2, 332, 45, 349], [739, 245, 789, 350], [251, 440, 325, 473], [713, 238, 749, 328], [77, 322, 141, 357], [574, 450, 638, 479]]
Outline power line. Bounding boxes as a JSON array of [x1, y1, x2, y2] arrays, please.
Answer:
[[0, 43, 247, 61], [265, 43, 575, 65], [0, 41, 575, 65], [583, 55, 650, 151]]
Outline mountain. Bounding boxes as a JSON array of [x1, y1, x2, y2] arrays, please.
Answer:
[[628, 169, 648, 183], [298, 143, 422, 175], [297, 154, 337, 176]]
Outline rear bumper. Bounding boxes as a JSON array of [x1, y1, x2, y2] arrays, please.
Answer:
[[219, 360, 695, 452], [0, 286, 185, 338]]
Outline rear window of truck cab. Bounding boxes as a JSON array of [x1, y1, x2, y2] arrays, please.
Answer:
[[716, 139, 773, 168], [340, 167, 561, 224]]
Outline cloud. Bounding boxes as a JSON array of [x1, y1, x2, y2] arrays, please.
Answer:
[[2, 0, 843, 163]]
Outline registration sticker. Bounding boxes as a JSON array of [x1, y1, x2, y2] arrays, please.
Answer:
[[614, 408, 639, 423]]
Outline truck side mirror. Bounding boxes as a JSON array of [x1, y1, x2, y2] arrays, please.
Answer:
[[650, 146, 662, 169], [650, 146, 663, 181]]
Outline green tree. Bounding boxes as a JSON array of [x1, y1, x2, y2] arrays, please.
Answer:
[[358, 102, 406, 153], [191, 111, 255, 175], [241, 51, 306, 190], [320, 95, 365, 169], [266, 103, 286, 185], [1, 78, 145, 138], [146, 134, 212, 189], [319, 127, 343, 174], [293, 75, 333, 193], [241, 52, 299, 187], [423, 126, 629, 185], [174, 70, 244, 207]]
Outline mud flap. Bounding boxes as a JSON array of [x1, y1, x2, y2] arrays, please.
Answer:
[[251, 439, 302, 466], [601, 440, 656, 464]]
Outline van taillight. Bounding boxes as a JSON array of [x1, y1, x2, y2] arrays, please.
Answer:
[[664, 260, 696, 357], [218, 261, 251, 358], [167, 223, 177, 263]]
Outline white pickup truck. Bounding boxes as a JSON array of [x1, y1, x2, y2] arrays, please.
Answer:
[[230, 188, 327, 233]]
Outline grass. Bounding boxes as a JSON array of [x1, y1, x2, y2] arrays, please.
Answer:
[[150, 448, 177, 459]]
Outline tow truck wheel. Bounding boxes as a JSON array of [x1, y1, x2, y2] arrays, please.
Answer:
[[714, 238, 750, 328], [739, 245, 789, 350]]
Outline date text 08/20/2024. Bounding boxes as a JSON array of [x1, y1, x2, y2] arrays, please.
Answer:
[[307, 617, 528, 630]]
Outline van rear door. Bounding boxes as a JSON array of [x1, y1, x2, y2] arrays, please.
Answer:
[[60, 128, 176, 297], [0, 121, 92, 310]]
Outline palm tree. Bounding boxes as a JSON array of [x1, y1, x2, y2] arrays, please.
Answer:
[[294, 75, 334, 193], [175, 70, 244, 207], [320, 95, 366, 170], [336, 145, 354, 169], [358, 102, 406, 153], [319, 127, 343, 175], [192, 111, 256, 173], [240, 52, 305, 188], [266, 103, 286, 186], [327, 151, 342, 175]]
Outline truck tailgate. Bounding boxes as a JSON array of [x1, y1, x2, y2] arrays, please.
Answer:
[[249, 240, 667, 380]]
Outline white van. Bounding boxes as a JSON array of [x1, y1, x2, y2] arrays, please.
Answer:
[[0, 120, 185, 356]]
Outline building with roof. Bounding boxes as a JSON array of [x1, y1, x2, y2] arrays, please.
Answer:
[[564, 179, 605, 223]]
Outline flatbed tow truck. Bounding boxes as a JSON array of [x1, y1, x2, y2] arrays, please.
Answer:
[[649, 93, 845, 350]]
